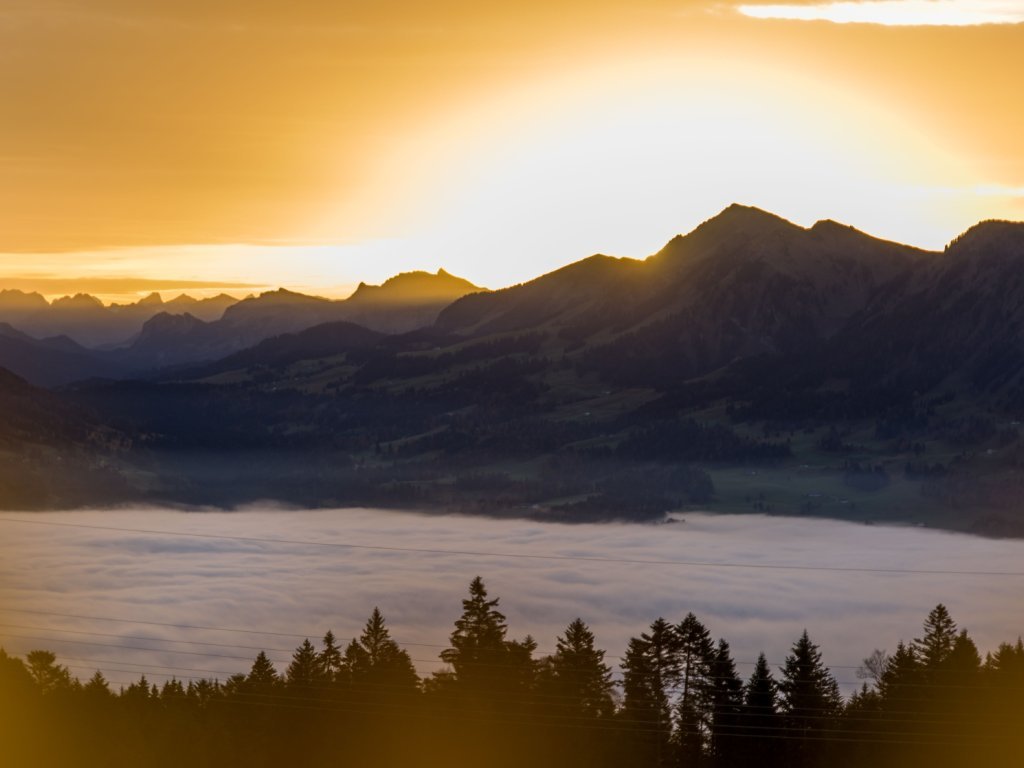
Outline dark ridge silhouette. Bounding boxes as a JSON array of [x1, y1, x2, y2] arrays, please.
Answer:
[[0, 288, 241, 347], [437, 204, 927, 370], [120, 270, 482, 369], [0, 325, 128, 386], [7, 205, 1024, 531], [347, 268, 482, 304], [168, 321, 385, 380], [0, 366, 130, 507]]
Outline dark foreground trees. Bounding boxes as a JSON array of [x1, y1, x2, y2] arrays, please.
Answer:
[[0, 585, 1021, 768]]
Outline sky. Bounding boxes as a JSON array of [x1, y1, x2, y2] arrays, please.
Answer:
[[1, 508, 1022, 693], [2, 0, 1023, 301]]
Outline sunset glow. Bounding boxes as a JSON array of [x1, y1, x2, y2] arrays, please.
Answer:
[[739, 1, 1024, 27], [2, 1, 1022, 294], [3, 5, 1024, 760]]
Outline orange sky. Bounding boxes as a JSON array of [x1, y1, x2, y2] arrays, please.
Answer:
[[2, 1, 1022, 301]]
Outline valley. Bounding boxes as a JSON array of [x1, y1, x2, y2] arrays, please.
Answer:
[[2, 207, 1024, 536]]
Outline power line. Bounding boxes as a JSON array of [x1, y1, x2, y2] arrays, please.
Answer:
[[2, 515, 1022, 576]]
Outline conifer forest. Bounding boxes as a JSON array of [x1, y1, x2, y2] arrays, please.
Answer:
[[1, 578, 1020, 768]]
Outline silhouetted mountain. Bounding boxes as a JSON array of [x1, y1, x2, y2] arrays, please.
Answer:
[[15, 207, 1024, 531], [827, 219, 1024, 397], [122, 272, 481, 369], [436, 255, 646, 336], [438, 205, 926, 385], [168, 321, 385, 380], [162, 292, 238, 321], [0, 289, 241, 347], [0, 323, 128, 387], [0, 289, 48, 311]]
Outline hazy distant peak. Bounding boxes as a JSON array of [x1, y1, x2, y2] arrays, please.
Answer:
[[227, 288, 328, 314], [0, 289, 49, 309], [256, 287, 326, 302], [348, 268, 481, 303], [52, 293, 104, 309], [138, 292, 164, 306], [137, 311, 207, 339]]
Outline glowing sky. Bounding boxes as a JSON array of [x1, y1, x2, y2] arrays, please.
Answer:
[[2, 1, 1022, 298]]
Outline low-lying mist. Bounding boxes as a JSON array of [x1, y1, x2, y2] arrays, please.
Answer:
[[1, 508, 1021, 695]]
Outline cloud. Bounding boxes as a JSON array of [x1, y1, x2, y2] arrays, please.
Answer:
[[737, 0, 1024, 26], [1, 508, 1022, 694]]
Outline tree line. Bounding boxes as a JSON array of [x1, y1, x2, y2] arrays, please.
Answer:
[[1, 578, 1021, 767]]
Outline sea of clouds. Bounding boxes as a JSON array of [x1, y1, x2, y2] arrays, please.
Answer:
[[1, 508, 1022, 695]]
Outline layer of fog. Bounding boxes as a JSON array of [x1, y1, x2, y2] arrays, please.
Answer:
[[1, 508, 1022, 696]]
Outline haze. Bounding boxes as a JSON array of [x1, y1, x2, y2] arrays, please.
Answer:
[[1, 509, 1021, 693]]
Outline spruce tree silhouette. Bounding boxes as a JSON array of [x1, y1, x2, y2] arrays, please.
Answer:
[[744, 652, 781, 768], [673, 612, 715, 764], [779, 630, 841, 768]]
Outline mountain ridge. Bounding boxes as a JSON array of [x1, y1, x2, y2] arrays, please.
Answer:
[[8, 204, 1024, 533]]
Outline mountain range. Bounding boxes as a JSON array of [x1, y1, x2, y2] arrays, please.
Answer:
[[4, 205, 1024, 534], [0, 269, 482, 385], [0, 290, 238, 347]]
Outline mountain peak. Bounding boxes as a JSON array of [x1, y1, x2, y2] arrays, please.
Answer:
[[706, 203, 799, 232], [51, 293, 104, 310], [250, 288, 327, 305], [811, 218, 851, 231], [651, 204, 802, 267], [136, 311, 207, 341], [138, 292, 164, 306], [348, 269, 481, 304], [0, 289, 49, 310], [947, 219, 1024, 256]]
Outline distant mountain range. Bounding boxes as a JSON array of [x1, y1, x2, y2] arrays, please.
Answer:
[[0, 290, 238, 347], [4, 206, 1024, 533], [0, 269, 482, 384]]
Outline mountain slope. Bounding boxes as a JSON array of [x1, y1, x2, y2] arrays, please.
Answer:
[[169, 321, 385, 380], [437, 205, 929, 386], [17, 207, 1024, 531], [829, 219, 1024, 396], [0, 367, 130, 507], [0, 323, 129, 386]]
